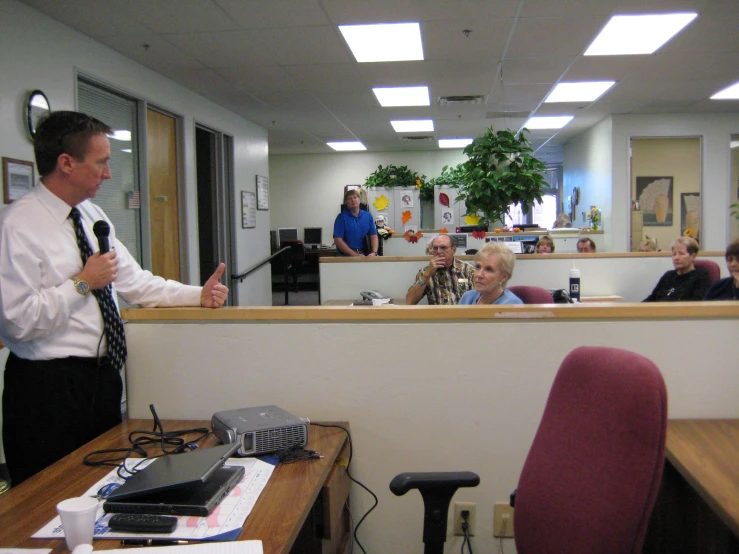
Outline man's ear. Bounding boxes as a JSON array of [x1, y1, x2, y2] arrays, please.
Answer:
[[57, 153, 75, 175]]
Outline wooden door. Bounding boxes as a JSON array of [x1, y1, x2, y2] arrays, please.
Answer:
[[147, 109, 180, 281]]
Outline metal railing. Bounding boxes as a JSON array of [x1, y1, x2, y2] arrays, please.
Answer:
[[231, 246, 296, 305]]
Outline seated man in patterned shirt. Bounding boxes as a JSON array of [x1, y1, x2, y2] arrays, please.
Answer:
[[406, 234, 474, 305]]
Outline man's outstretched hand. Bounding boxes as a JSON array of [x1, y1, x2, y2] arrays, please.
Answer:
[[201, 263, 229, 308]]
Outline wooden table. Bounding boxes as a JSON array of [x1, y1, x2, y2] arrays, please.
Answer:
[[0, 419, 351, 554], [644, 419, 739, 553]]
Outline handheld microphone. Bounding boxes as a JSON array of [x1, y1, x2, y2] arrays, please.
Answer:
[[93, 220, 111, 254]]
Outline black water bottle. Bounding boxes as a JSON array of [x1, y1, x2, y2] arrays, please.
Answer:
[[569, 268, 581, 302]]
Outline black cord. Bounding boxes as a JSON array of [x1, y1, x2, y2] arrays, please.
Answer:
[[461, 519, 473, 554], [311, 422, 378, 554], [274, 444, 323, 464]]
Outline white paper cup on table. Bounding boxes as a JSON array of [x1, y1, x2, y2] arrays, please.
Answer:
[[56, 496, 99, 551]]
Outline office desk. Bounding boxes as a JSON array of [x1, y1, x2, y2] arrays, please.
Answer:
[[0, 419, 351, 554], [644, 419, 739, 553]]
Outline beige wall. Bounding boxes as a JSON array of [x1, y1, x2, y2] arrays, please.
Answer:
[[731, 138, 739, 243], [631, 138, 701, 250]]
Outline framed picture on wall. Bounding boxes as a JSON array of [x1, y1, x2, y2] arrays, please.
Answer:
[[680, 192, 700, 241], [256, 175, 269, 210], [3, 157, 34, 204], [636, 176, 673, 226], [241, 191, 256, 229]]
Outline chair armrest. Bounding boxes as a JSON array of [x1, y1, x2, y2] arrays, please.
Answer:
[[390, 471, 480, 496]]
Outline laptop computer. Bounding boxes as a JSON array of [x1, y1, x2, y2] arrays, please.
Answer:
[[103, 443, 244, 516]]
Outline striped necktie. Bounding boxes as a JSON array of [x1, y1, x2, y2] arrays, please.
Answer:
[[69, 208, 127, 370]]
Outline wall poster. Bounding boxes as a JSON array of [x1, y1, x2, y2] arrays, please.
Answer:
[[680, 192, 700, 241], [636, 176, 673, 226], [242, 191, 256, 229], [256, 175, 269, 210]]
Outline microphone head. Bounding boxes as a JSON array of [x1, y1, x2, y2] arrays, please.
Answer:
[[93, 220, 110, 238]]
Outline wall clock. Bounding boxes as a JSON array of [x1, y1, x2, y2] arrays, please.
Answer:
[[26, 90, 51, 141]]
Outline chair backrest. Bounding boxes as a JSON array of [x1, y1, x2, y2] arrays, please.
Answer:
[[514, 346, 667, 554], [281, 240, 305, 263], [694, 259, 720, 285], [507, 285, 554, 304]]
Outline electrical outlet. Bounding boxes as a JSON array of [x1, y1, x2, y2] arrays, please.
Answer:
[[494, 503, 514, 538], [453, 501, 476, 536]]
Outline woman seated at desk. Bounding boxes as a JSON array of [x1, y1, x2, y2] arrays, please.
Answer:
[[535, 235, 555, 253], [459, 242, 523, 305], [643, 236, 710, 302], [705, 239, 739, 300]]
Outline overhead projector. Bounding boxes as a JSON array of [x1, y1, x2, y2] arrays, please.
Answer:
[[211, 405, 308, 456]]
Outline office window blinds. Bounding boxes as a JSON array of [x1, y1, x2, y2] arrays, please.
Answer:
[[77, 79, 142, 264]]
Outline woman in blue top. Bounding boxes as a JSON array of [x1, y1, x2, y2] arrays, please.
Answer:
[[459, 242, 523, 305]]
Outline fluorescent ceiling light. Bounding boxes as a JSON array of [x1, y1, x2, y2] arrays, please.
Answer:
[[584, 13, 697, 56], [711, 81, 739, 100], [730, 141, 739, 149], [108, 130, 131, 142], [391, 120, 434, 133], [373, 86, 430, 107], [327, 141, 367, 151], [439, 138, 473, 149], [524, 116, 574, 130], [545, 81, 616, 103], [339, 22, 424, 62], [121, 149, 132, 154]]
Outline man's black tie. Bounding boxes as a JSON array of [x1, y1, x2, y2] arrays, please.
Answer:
[[69, 208, 127, 370]]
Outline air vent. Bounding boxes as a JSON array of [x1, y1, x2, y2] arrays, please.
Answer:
[[438, 95, 485, 106], [400, 136, 435, 142], [485, 111, 530, 119]]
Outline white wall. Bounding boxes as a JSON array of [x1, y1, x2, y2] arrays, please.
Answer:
[[563, 117, 613, 250], [124, 316, 739, 554], [0, 0, 271, 305], [611, 113, 739, 253], [268, 150, 467, 241]]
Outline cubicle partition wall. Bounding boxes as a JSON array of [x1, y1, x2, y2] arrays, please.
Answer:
[[122, 304, 739, 554]]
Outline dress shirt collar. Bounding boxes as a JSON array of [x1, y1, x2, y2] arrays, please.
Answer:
[[35, 181, 78, 225]]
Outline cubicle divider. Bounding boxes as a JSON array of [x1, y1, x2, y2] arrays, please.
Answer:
[[319, 252, 727, 304], [122, 304, 739, 554]]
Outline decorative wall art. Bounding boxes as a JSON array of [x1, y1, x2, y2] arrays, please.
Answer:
[[636, 176, 673, 226], [3, 157, 34, 203], [680, 192, 700, 241]]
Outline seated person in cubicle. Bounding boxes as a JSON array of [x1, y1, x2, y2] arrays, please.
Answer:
[[406, 234, 474, 305], [577, 237, 596, 253], [535, 235, 555, 253], [333, 189, 378, 257], [553, 213, 572, 228], [705, 239, 739, 300], [458, 242, 523, 305], [643, 236, 710, 302], [638, 237, 658, 252]]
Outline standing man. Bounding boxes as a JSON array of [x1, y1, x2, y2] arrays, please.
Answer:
[[577, 237, 596, 253], [0, 111, 229, 485], [406, 234, 474, 305], [333, 189, 378, 257]]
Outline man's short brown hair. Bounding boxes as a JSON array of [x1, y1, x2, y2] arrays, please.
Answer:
[[343, 189, 360, 204]]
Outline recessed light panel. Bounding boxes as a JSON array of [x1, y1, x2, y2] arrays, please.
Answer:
[[524, 116, 574, 130], [439, 138, 473, 148], [339, 22, 424, 62], [584, 13, 697, 56], [373, 86, 430, 107], [711, 81, 739, 100], [108, 130, 132, 141], [391, 120, 434, 132], [545, 81, 616, 103], [327, 141, 367, 151]]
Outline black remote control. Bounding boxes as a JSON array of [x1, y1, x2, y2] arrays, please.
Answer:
[[108, 513, 178, 533]]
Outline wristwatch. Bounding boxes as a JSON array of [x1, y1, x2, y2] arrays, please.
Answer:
[[71, 277, 90, 295], [416, 276, 427, 287]]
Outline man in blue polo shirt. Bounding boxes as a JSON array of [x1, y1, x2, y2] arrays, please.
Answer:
[[333, 189, 378, 257]]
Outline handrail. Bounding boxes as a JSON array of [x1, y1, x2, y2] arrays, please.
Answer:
[[231, 246, 290, 283]]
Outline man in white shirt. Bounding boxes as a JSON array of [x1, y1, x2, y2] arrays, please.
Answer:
[[0, 111, 229, 485]]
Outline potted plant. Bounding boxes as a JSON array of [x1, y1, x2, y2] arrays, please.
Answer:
[[451, 127, 547, 227], [364, 164, 426, 190]]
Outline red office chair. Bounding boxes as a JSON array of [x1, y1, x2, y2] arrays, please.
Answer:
[[694, 259, 720, 285], [508, 285, 554, 304], [514, 346, 667, 554]]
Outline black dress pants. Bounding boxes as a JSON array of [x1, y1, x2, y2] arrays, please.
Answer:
[[2, 353, 123, 485]]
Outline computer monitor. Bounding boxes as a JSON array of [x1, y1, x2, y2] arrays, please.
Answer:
[[303, 227, 322, 246], [278, 228, 298, 245]]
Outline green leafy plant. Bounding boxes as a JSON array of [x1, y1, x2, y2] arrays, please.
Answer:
[[452, 127, 547, 226], [732, 203, 739, 220], [426, 164, 467, 202], [364, 164, 425, 189]]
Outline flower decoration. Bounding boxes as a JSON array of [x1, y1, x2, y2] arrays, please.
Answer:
[[373, 195, 389, 211], [401, 210, 412, 224], [464, 214, 480, 226], [472, 229, 487, 239], [404, 229, 423, 243], [439, 227, 448, 234], [587, 206, 601, 230], [415, 175, 422, 189], [683, 228, 695, 238]]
